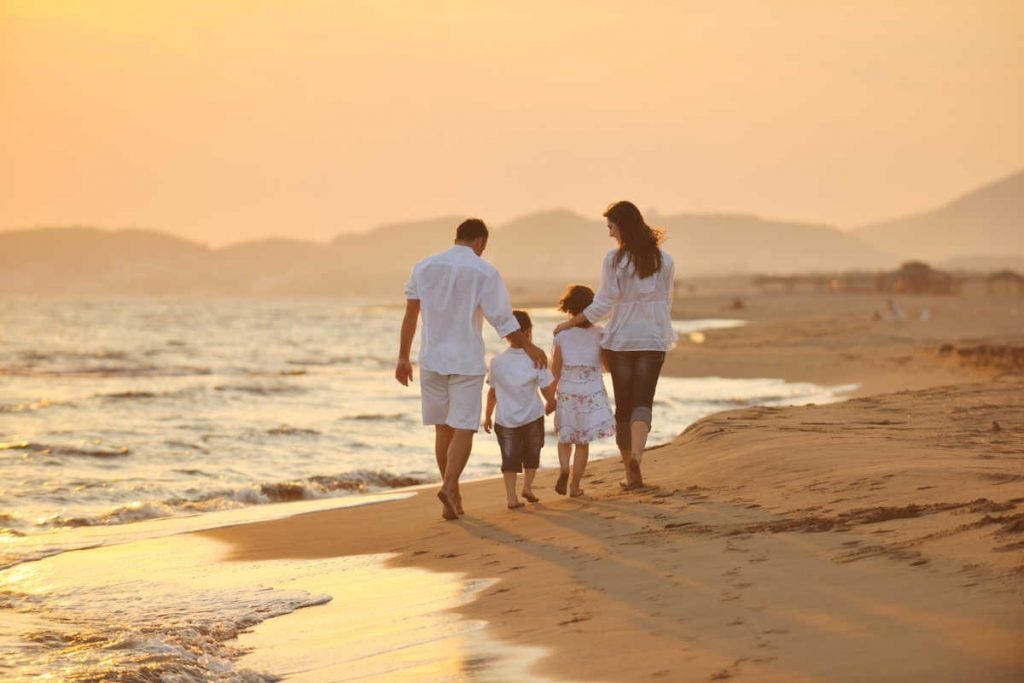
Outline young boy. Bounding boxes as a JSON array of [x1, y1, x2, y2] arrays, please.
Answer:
[[484, 310, 557, 509]]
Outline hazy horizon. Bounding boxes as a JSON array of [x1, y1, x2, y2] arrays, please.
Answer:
[[3, 1, 1022, 246]]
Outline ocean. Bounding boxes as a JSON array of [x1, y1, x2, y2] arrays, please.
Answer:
[[0, 298, 855, 679]]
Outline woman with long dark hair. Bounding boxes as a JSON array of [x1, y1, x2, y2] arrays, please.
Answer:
[[553, 201, 675, 488]]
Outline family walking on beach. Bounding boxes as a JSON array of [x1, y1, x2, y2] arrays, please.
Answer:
[[396, 202, 676, 520]]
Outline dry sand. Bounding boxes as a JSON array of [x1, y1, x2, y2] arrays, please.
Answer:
[[203, 291, 1024, 681]]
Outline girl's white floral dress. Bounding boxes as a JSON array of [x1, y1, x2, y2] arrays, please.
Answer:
[[553, 326, 616, 444]]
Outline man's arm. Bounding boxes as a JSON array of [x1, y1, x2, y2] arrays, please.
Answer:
[[395, 299, 420, 386], [506, 329, 548, 369], [484, 387, 497, 433]]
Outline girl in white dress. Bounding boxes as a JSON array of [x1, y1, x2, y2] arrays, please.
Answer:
[[551, 285, 616, 496]]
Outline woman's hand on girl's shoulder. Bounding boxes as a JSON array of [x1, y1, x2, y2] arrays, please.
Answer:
[[553, 321, 572, 336]]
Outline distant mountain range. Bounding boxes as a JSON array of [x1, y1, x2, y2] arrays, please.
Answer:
[[854, 169, 1023, 264], [1, 170, 1020, 297]]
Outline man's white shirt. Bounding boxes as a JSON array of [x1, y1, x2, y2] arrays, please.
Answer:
[[405, 245, 520, 376]]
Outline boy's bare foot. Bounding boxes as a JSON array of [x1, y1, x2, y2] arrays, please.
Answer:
[[437, 488, 458, 520], [521, 490, 539, 503], [555, 470, 569, 495]]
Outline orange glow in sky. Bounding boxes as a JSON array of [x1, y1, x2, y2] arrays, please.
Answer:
[[2, 1, 1021, 245]]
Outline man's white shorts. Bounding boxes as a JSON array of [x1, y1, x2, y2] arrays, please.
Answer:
[[420, 370, 485, 431]]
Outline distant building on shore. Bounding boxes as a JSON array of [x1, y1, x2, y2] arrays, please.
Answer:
[[985, 270, 1024, 296], [875, 261, 959, 295]]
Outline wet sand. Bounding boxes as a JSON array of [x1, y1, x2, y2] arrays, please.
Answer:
[[199, 290, 1024, 681]]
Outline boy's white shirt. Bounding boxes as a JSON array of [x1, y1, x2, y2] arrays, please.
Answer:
[[487, 348, 555, 428]]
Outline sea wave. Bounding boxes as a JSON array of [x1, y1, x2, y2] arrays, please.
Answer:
[[2, 583, 328, 681], [35, 470, 425, 530], [0, 364, 213, 378], [213, 383, 305, 395], [0, 398, 57, 413], [266, 424, 320, 436], [344, 412, 409, 422], [0, 441, 130, 458]]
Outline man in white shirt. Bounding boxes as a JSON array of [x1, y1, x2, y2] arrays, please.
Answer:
[[395, 218, 547, 520]]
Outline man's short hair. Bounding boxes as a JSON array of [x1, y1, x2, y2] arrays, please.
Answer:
[[512, 309, 532, 331], [456, 218, 489, 242]]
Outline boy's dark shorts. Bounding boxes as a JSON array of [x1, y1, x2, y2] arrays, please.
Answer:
[[494, 416, 544, 473]]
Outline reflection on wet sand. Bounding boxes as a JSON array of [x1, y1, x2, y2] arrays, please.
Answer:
[[236, 554, 549, 682]]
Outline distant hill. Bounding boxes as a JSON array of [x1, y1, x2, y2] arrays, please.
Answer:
[[854, 170, 1024, 263], [0, 227, 222, 295], [0, 212, 897, 297], [15, 169, 1024, 298], [487, 210, 892, 281]]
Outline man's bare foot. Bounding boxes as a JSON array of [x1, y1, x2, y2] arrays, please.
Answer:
[[521, 490, 539, 503], [437, 488, 458, 520]]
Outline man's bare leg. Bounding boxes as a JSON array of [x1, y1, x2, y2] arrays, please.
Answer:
[[434, 425, 463, 514], [438, 428, 474, 519], [434, 425, 453, 477]]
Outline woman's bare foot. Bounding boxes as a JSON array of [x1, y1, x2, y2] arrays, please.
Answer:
[[627, 459, 644, 488], [453, 490, 465, 515]]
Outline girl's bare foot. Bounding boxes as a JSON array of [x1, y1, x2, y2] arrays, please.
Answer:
[[554, 469, 569, 495]]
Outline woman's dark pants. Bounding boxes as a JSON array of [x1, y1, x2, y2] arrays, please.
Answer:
[[604, 350, 666, 452]]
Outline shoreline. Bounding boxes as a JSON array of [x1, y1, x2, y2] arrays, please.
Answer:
[[7, 291, 1022, 680], [202, 292, 1023, 681], [203, 378, 1024, 682]]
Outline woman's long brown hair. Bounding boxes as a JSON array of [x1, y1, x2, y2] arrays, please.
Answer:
[[604, 201, 664, 279]]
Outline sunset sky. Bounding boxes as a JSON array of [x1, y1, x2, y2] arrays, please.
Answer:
[[2, 1, 1021, 246]]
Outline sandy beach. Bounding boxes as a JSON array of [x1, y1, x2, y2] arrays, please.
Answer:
[[195, 290, 1023, 682]]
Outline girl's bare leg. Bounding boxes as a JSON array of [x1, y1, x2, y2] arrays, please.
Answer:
[[555, 442, 572, 495], [569, 444, 589, 496]]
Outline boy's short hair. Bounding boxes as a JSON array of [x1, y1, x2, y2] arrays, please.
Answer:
[[512, 309, 532, 332], [558, 284, 594, 328], [456, 218, 489, 242]]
